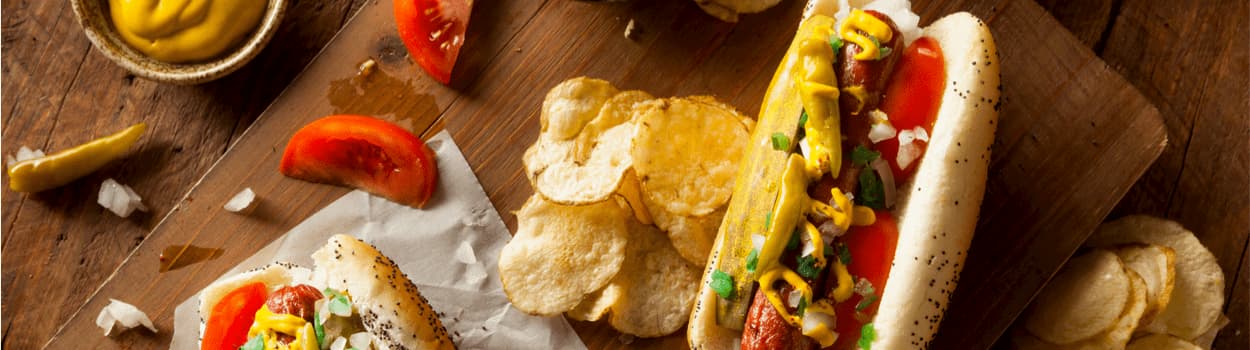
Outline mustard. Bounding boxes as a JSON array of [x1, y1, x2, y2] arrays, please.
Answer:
[[838, 9, 893, 61], [109, 0, 266, 63], [248, 306, 307, 344]]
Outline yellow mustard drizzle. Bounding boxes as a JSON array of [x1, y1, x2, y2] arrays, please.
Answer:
[[841, 85, 869, 115], [838, 9, 893, 61], [796, 25, 842, 179], [109, 0, 266, 63], [248, 305, 312, 349], [755, 151, 875, 346]]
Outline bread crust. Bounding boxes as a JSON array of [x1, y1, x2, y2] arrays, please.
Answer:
[[687, 8, 1000, 350], [199, 235, 455, 350]]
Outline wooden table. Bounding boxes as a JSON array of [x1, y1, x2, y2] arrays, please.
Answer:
[[2, 0, 1244, 349]]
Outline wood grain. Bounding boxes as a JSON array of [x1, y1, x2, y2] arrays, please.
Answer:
[[2, 0, 1244, 349], [0, 1, 369, 349]]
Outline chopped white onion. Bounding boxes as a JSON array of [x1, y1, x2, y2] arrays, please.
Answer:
[[867, 110, 897, 144], [98, 178, 148, 218], [349, 332, 373, 350], [7, 146, 45, 168], [798, 136, 812, 160], [843, 191, 855, 203], [817, 220, 844, 242], [222, 188, 256, 213], [913, 126, 929, 142], [854, 277, 875, 296], [800, 229, 816, 257], [871, 158, 896, 208], [896, 142, 922, 170], [96, 298, 156, 336], [787, 289, 804, 308], [897, 129, 915, 145], [330, 336, 348, 350], [751, 234, 766, 253], [316, 298, 331, 325], [801, 310, 838, 337]]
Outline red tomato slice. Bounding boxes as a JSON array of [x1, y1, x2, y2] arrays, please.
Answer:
[[280, 115, 439, 208], [201, 282, 268, 350], [394, 0, 472, 84], [877, 37, 945, 182], [831, 211, 899, 350]]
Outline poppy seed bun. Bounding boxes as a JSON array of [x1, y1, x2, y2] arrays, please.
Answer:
[[199, 235, 455, 350], [312, 234, 455, 350]]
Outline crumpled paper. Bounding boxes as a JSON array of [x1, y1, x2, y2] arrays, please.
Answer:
[[170, 131, 586, 349]]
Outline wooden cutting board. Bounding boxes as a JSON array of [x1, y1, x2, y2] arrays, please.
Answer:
[[45, 0, 1164, 348]]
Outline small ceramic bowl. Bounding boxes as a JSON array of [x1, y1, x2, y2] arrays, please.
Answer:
[[71, 0, 288, 85]]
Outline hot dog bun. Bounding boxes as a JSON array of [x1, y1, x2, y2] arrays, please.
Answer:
[[687, 5, 1000, 350], [199, 234, 455, 350]]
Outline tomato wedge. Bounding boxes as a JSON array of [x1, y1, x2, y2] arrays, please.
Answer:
[[279, 115, 439, 208], [877, 36, 945, 181], [394, 0, 472, 84], [831, 211, 899, 350], [201, 282, 268, 350]]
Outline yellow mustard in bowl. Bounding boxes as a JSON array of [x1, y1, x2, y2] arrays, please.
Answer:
[[109, 0, 266, 63]]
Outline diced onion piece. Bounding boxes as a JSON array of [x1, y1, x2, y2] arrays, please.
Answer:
[[787, 289, 804, 308], [866, 110, 897, 144], [316, 298, 331, 325], [349, 332, 373, 349], [817, 220, 844, 242], [96, 298, 156, 336], [330, 336, 348, 350], [751, 234, 766, 253], [223, 188, 256, 213], [799, 229, 816, 257], [798, 136, 812, 160], [802, 310, 837, 337], [98, 178, 148, 218], [896, 142, 922, 171], [912, 126, 929, 142], [871, 158, 896, 208], [7, 146, 45, 168], [854, 277, 875, 296], [329, 297, 352, 317]]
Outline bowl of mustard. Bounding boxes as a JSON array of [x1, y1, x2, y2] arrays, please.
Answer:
[[72, 0, 287, 85]]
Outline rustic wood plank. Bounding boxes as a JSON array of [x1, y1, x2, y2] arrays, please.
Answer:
[[0, 1, 369, 348]]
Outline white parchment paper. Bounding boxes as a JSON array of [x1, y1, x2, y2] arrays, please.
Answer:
[[169, 131, 586, 349]]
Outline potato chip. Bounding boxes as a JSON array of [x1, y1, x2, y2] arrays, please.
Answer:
[[566, 287, 620, 322], [615, 170, 654, 225], [572, 91, 655, 162], [1112, 244, 1176, 324], [650, 200, 725, 267], [605, 220, 702, 337], [499, 195, 630, 316], [1014, 269, 1147, 350], [541, 77, 619, 140], [1126, 334, 1202, 350], [633, 97, 750, 216], [1024, 249, 1130, 344], [1085, 215, 1225, 340]]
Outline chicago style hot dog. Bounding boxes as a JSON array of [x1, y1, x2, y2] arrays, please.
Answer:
[[197, 235, 455, 350], [688, 0, 1000, 349]]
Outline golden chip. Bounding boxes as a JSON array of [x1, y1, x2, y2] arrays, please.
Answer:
[[1112, 244, 1176, 324], [605, 220, 702, 337], [633, 97, 750, 216], [650, 200, 725, 267], [566, 287, 620, 322], [1014, 269, 1148, 350], [1085, 215, 1225, 340], [615, 169, 654, 225], [1126, 334, 1202, 350], [1024, 249, 1130, 344], [572, 91, 655, 161], [499, 195, 630, 316], [541, 77, 619, 140]]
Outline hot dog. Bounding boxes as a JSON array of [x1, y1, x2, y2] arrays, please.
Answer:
[[197, 235, 455, 350], [688, 0, 1000, 349]]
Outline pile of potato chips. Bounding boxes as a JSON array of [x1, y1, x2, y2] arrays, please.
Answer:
[[499, 77, 753, 337], [1012, 216, 1228, 350]]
